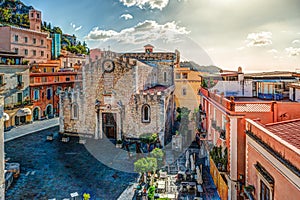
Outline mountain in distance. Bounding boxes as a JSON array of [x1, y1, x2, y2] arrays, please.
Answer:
[[180, 61, 221, 74]]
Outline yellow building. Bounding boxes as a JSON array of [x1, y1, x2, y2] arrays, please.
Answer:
[[174, 66, 203, 113]]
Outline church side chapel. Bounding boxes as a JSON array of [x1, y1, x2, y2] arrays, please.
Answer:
[[59, 45, 180, 145]]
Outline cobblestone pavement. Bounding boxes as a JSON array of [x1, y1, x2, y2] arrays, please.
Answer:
[[4, 127, 138, 200]]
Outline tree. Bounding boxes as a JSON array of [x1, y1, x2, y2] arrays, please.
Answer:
[[21, 13, 29, 27], [76, 43, 87, 54], [42, 21, 48, 31], [43, 21, 47, 28], [53, 26, 62, 35], [62, 37, 71, 46], [0, 8, 12, 23], [176, 107, 190, 122], [202, 79, 208, 88], [150, 148, 164, 168], [176, 107, 191, 139], [134, 157, 157, 175], [47, 22, 52, 30], [140, 133, 157, 144], [140, 133, 158, 151]]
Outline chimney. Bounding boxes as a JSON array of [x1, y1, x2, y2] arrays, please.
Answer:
[[144, 44, 154, 53]]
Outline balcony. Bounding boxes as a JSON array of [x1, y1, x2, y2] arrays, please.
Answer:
[[210, 146, 228, 172], [17, 82, 24, 89], [4, 100, 33, 110]]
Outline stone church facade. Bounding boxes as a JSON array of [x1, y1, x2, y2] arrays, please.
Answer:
[[59, 45, 180, 145]]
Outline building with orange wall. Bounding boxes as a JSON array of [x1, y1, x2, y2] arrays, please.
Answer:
[[199, 83, 300, 199], [30, 61, 82, 120], [245, 118, 300, 200], [0, 9, 52, 64]]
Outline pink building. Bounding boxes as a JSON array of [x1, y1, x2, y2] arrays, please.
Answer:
[[0, 9, 51, 64], [245, 118, 300, 200], [89, 48, 103, 62], [89, 48, 118, 62], [199, 86, 300, 200]]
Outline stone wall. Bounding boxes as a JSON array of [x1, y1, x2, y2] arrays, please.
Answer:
[[60, 51, 176, 143], [60, 57, 104, 136]]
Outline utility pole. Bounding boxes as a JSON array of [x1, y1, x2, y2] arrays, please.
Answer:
[[0, 96, 5, 200]]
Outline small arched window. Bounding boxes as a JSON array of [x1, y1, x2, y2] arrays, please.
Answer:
[[72, 104, 79, 119], [182, 87, 187, 96], [142, 104, 150, 123]]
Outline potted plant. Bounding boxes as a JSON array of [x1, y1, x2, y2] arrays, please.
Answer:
[[244, 185, 255, 193], [116, 140, 123, 148]]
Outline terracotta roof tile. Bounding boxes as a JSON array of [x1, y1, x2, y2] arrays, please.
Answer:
[[265, 119, 300, 150], [144, 85, 167, 93]]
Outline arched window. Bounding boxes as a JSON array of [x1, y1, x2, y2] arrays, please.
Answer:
[[72, 104, 79, 119], [46, 88, 52, 100], [142, 104, 150, 123]]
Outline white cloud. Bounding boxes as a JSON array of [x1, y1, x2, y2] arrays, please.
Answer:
[[85, 28, 119, 41], [70, 22, 76, 29], [285, 47, 300, 56], [85, 20, 190, 44], [119, 0, 169, 10], [246, 31, 272, 47], [267, 49, 278, 54], [120, 13, 133, 20], [75, 26, 82, 31], [292, 39, 300, 44], [70, 22, 82, 32]]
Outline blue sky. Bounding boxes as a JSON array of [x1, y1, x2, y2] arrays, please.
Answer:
[[21, 0, 300, 72]]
